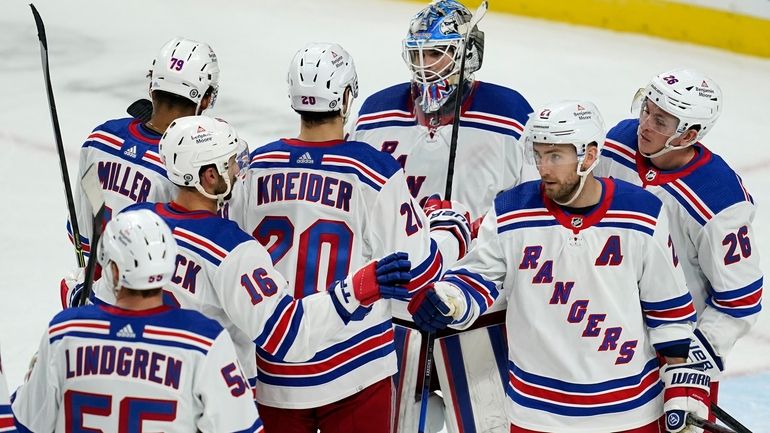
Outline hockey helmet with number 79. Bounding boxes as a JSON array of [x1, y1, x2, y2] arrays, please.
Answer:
[[149, 37, 220, 113]]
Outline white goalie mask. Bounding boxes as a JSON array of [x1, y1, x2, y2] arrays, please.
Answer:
[[287, 42, 359, 122], [159, 115, 244, 204], [97, 209, 177, 290], [524, 100, 606, 205], [149, 37, 220, 114], [631, 68, 722, 158]]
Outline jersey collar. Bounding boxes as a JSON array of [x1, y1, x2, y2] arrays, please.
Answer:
[[128, 119, 162, 145], [155, 202, 217, 220], [281, 138, 345, 147], [543, 177, 615, 234], [99, 303, 174, 317], [635, 143, 712, 186]]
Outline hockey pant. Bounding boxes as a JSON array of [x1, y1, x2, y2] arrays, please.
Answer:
[[257, 377, 393, 433], [392, 313, 509, 433], [510, 417, 665, 433]]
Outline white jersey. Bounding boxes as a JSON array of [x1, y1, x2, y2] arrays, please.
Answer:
[[441, 178, 696, 432], [0, 348, 16, 433], [598, 119, 763, 361], [95, 201, 360, 393], [12, 304, 262, 433], [229, 138, 441, 408], [69, 118, 178, 258], [352, 81, 536, 220]]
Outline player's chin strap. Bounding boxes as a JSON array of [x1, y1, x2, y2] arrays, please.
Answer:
[[554, 159, 598, 207], [637, 125, 696, 159], [195, 175, 232, 209]]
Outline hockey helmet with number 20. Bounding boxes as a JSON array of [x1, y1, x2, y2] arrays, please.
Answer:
[[98, 209, 178, 290], [287, 42, 359, 120]]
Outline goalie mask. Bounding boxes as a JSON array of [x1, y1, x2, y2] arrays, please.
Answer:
[[524, 100, 605, 206], [631, 68, 722, 158], [149, 37, 220, 114], [159, 115, 243, 206], [98, 209, 177, 290], [403, 0, 485, 113]]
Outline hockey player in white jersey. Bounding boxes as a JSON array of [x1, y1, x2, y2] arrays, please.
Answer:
[[14, 209, 263, 433], [0, 349, 16, 433], [63, 37, 223, 308], [351, 1, 534, 431], [94, 115, 413, 403], [408, 101, 709, 433], [596, 68, 763, 422], [228, 42, 468, 433]]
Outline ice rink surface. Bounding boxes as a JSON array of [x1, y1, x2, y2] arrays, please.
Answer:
[[1, 0, 769, 430]]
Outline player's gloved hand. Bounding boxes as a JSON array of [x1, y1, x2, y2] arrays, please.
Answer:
[[60, 267, 85, 309], [330, 252, 411, 322], [407, 282, 467, 332], [662, 362, 710, 433], [688, 329, 724, 380], [423, 195, 472, 259]]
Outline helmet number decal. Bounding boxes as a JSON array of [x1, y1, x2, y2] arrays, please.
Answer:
[[300, 96, 317, 105], [169, 57, 185, 71], [662, 75, 678, 85]]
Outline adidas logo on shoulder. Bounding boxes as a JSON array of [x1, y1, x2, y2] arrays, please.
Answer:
[[296, 152, 314, 164], [116, 324, 136, 339], [123, 145, 138, 158]]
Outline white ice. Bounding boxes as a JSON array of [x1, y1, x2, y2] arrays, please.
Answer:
[[1, 0, 769, 430]]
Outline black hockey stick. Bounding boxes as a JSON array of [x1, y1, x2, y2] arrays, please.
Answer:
[[417, 4, 490, 433], [711, 403, 753, 433], [688, 413, 738, 433], [127, 99, 153, 123], [78, 164, 106, 306], [30, 4, 86, 268]]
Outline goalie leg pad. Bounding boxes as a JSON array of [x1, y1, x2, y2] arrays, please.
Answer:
[[435, 324, 510, 433]]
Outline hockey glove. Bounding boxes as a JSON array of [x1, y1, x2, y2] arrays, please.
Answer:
[[408, 282, 466, 332], [331, 252, 411, 322], [60, 267, 85, 309], [662, 363, 710, 433], [688, 329, 724, 380], [423, 195, 472, 259]]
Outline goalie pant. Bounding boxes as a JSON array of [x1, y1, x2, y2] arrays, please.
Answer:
[[12, 305, 262, 432], [67, 118, 178, 259], [94, 201, 377, 396], [352, 81, 535, 433], [437, 179, 696, 432]]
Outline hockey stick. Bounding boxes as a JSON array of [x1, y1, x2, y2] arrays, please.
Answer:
[[688, 413, 738, 433], [711, 403, 753, 433], [127, 99, 153, 123], [416, 4, 490, 433], [30, 4, 86, 268], [77, 164, 106, 306]]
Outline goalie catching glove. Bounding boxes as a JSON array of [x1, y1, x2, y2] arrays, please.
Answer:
[[330, 252, 412, 322]]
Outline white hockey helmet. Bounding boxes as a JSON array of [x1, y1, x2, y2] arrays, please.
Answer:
[[524, 100, 605, 205], [97, 209, 177, 290], [159, 115, 242, 202], [633, 68, 722, 157], [287, 42, 359, 118], [149, 37, 220, 112]]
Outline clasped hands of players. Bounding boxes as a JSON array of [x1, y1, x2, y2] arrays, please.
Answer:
[[330, 252, 413, 322]]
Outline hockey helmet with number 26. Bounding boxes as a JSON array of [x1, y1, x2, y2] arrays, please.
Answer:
[[149, 37, 220, 112], [287, 42, 359, 119], [98, 209, 178, 290]]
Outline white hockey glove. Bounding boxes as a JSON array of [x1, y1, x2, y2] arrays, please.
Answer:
[[662, 363, 710, 433], [330, 252, 411, 322], [423, 195, 472, 259], [407, 282, 468, 333], [60, 267, 85, 309], [688, 329, 724, 380]]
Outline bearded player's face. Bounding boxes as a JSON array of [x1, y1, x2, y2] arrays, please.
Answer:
[[533, 143, 581, 203]]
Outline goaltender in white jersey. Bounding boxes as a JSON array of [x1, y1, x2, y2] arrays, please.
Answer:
[[408, 101, 710, 433], [15, 210, 263, 433]]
